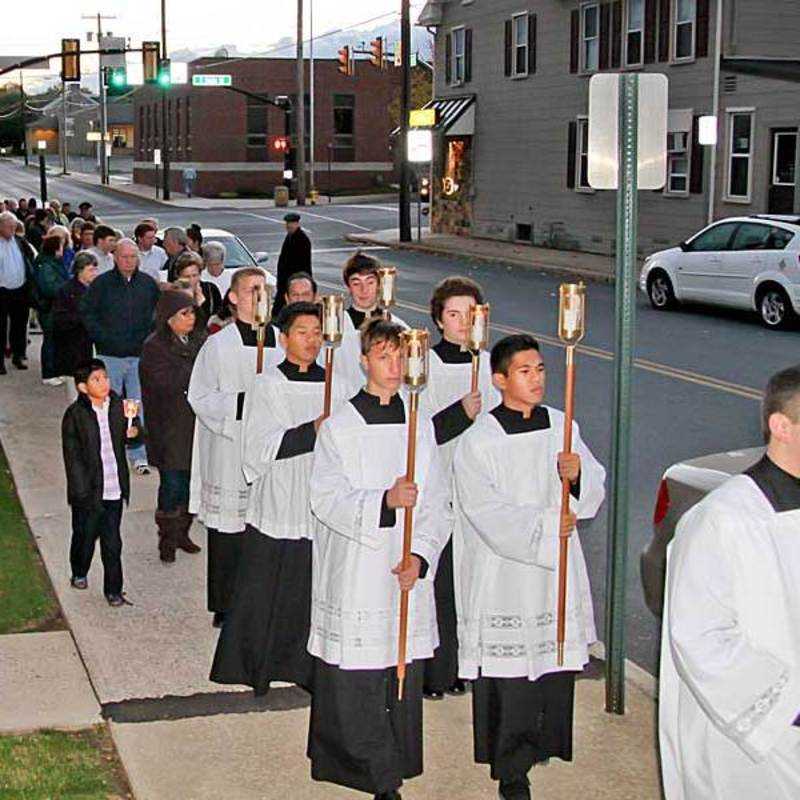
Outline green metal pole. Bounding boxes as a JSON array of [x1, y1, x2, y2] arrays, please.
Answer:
[[604, 73, 639, 715]]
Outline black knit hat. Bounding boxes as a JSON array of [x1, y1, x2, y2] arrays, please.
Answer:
[[156, 289, 195, 327]]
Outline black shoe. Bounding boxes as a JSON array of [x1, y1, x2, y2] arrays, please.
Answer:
[[70, 576, 88, 590], [212, 611, 226, 628], [12, 357, 27, 370], [447, 679, 467, 694], [373, 792, 402, 800], [423, 688, 444, 700], [106, 593, 131, 608], [499, 777, 530, 800]]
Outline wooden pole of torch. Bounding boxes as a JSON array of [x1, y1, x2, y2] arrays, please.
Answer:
[[256, 326, 265, 374], [397, 389, 419, 701], [323, 346, 334, 417], [470, 352, 480, 393], [556, 344, 577, 666]]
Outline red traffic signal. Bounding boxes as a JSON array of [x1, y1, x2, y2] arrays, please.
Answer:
[[337, 45, 353, 77], [270, 135, 290, 153], [370, 37, 384, 69]]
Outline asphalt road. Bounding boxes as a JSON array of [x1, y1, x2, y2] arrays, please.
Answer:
[[3, 160, 797, 676]]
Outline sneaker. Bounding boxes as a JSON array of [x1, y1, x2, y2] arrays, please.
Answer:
[[70, 576, 88, 590], [134, 464, 151, 476], [42, 377, 64, 386]]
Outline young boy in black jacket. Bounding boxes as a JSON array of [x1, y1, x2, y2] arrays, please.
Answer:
[[62, 359, 138, 606]]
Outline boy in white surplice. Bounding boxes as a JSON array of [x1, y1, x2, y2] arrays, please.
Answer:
[[308, 317, 451, 800], [452, 334, 606, 800], [188, 267, 283, 627], [660, 366, 800, 800]]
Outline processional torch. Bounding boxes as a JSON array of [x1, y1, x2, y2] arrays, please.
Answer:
[[252, 284, 272, 374], [320, 294, 344, 417], [377, 266, 397, 320], [396, 328, 430, 701], [556, 282, 587, 667], [467, 303, 490, 393]]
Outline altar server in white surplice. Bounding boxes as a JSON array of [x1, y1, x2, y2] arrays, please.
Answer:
[[211, 301, 347, 695], [660, 366, 800, 800], [307, 317, 451, 800], [188, 267, 283, 627], [419, 276, 500, 700], [453, 334, 606, 800]]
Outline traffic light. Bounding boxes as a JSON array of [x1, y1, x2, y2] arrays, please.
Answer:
[[61, 38, 80, 82], [142, 41, 160, 84], [157, 58, 171, 88], [270, 135, 290, 154], [105, 66, 128, 96], [370, 36, 384, 69], [420, 176, 430, 203], [337, 45, 353, 77]]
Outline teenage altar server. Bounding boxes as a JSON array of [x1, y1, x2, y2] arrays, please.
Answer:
[[188, 267, 283, 627], [307, 317, 451, 800], [420, 276, 500, 699], [334, 252, 408, 396], [660, 365, 800, 800], [452, 334, 606, 800], [211, 302, 346, 694]]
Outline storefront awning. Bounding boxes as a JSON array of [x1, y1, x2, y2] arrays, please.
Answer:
[[722, 57, 800, 82], [393, 95, 475, 137]]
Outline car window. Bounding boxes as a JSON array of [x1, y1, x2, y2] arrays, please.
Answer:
[[205, 236, 256, 269], [765, 226, 794, 251], [687, 222, 739, 252]]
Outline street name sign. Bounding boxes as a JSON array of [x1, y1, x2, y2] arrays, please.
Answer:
[[192, 74, 232, 87], [409, 108, 436, 128]]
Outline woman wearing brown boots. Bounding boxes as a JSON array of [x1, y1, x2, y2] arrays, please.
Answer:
[[139, 290, 207, 562]]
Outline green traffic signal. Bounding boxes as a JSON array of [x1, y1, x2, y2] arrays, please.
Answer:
[[110, 69, 126, 88], [157, 59, 171, 88]]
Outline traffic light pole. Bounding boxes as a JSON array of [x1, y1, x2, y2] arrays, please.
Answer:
[[161, 0, 171, 200], [399, 0, 412, 242], [60, 82, 69, 175], [99, 67, 109, 185], [295, 0, 306, 206]]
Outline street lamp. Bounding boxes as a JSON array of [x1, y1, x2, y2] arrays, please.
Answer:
[[37, 139, 48, 203]]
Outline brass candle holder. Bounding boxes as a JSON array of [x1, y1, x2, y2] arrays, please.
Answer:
[[467, 303, 490, 393], [377, 266, 397, 319], [320, 294, 345, 416]]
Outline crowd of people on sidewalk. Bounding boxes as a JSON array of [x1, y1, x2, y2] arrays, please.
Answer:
[[3, 192, 800, 800]]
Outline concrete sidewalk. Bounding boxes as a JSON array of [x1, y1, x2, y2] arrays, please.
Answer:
[[0, 347, 662, 798], [346, 228, 618, 283]]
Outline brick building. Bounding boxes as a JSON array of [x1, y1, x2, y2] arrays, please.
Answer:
[[133, 57, 405, 197]]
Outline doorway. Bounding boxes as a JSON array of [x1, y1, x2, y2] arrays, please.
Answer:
[[768, 128, 797, 214]]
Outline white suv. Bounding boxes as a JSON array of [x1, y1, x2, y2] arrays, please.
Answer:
[[639, 215, 800, 329]]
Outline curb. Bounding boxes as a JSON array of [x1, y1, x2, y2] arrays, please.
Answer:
[[345, 233, 615, 285]]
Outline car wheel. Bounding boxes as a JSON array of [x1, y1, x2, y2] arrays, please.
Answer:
[[758, 286, 795, 330], [647, 270, 676, 310]]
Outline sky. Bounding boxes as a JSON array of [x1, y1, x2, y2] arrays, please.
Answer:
[[3, 0, 427, 59]]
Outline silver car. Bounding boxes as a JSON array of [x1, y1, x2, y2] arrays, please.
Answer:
[[640, 446, 764, 616]]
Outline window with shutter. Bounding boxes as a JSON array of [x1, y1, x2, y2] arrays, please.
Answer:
[[576, 118, 591, 189], [582, 4, 600, 72], [673, 0, 696, 61], [511, 13, 529, 77], [570, 10, 580, 73]]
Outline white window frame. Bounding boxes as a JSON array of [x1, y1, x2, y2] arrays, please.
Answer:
[[581, 3, 600, 73], [772, 131, 798, 187], [625, 0, 644, 68], [725, 109, 755, 203], [664, 130, 690, 195], [672, 0, 696, 63], [451, 27, 466, 85], [576, 116, 593, 191], [512, 12, 529, 78]]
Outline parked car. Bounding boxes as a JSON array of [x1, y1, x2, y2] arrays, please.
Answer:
[[639, 215, 800, 329], [157, 227, 276, 287], [640, 446, 764, 617]]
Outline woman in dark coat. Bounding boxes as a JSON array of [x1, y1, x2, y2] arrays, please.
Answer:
[[139, 290, 207, 563], [53, 252, 99, 396], [35, 234, 71, 382]]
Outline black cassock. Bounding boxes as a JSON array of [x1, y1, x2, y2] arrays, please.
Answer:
[[272, 227, 312, 317]]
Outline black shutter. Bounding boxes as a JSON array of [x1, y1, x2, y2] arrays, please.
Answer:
[[658, 0, 671, 62], [644, 0, 658, 63], [696, 0, 710, 58], [528, 14, 537, 74], [611, 2, 623, 68], [445, 32, 452, 84], [464, 28, 473, 83], [599, 4, 611, 70], [505, 19, 513, 77], [567, 121, 577, 189], [690, 116, 705, 194], [570, 10, 580, 73]]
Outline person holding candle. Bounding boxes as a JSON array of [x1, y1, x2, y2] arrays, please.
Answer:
[[420, 276, 501, 700], [307, 317, 450, 800], [211, 301, 347, 696], [452, 334, 606, 800], [188, 268, 284, 628]]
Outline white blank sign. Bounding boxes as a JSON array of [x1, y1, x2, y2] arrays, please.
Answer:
[[588, 73, 668, 191], [407, 129, 433, 163]]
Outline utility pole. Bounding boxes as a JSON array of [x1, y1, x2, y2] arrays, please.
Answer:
[[295, 0, 307, 205], [60, 83, 69, 175], [82, 12, 115, 185], [161, 0, 171, 199], [399, 0, 412, 242], [707, 0, 724, 225]]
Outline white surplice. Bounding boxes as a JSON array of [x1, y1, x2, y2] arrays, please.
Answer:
[[188, 323, 284, 532], [452, 407, 606, 680], [659, 476, 800, 800], [308, 395, 452, 670], [242, 367, 347, 540]]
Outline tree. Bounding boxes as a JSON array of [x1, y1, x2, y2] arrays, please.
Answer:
[[388, 64, 433, 129]]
